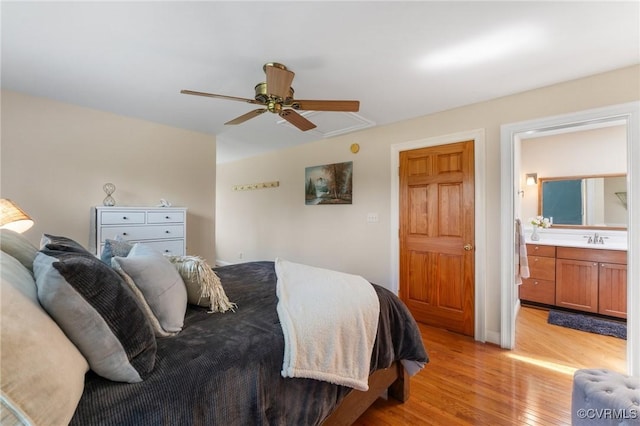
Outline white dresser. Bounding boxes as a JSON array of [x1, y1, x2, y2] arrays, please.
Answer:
[[94, 206, 187, 257]]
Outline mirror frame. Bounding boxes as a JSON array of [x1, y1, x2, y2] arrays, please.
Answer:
[[537, 173, 627, 230]]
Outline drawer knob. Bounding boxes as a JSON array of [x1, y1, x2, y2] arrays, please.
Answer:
[[122, 216, 128, 220], [534, 281, 539, 285], [165, 230, 170, 234], [165, 216, 170, 219], [164, 250, 170, 253], [122, 232, 128, 236]]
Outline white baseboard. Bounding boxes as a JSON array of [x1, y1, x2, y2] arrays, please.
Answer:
[[486, 330, 501, 345]]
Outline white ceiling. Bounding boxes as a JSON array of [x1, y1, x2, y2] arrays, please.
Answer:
[[2, 1, 638, 163]]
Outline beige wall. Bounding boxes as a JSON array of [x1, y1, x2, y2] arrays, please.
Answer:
[[1, 90, 217, 261], [216, 65, 640, 341]]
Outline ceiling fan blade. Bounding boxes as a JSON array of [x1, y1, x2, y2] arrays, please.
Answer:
[[265, 65, 295, 100], [181, 89, 262, 105], [290, 99, 360, 112], [279, 109, 317, 131], [225, 109, 267, 125]]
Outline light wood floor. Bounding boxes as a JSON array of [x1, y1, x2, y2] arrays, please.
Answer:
[[353, 306, 626, 425]]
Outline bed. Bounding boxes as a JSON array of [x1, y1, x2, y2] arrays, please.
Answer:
[[71, 260, 428, 425], [0, 229, 427, 426]]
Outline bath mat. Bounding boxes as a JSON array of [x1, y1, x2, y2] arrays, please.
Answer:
[[547, 310, 626, 340]]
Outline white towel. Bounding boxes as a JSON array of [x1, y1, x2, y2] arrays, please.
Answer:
[[515, 219, 530, 285], [275, 258, 380, 391]]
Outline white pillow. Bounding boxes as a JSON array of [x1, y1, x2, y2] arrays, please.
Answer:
[[113, 244, 187, 333]]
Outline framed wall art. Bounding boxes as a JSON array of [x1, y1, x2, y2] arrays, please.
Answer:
[[305, 161, 353, 205]]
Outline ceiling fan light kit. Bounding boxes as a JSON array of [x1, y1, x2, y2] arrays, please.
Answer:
[[181, 62, 360, 132]]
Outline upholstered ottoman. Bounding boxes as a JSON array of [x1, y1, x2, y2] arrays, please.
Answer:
[[572, 369, 640, 425]]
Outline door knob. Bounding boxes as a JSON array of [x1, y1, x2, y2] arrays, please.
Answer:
[[464, 244, 473, 251]]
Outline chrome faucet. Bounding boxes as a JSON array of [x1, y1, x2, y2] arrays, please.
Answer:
[[585, 232, 605, 244]]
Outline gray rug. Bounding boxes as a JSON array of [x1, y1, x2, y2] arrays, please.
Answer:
[[548, 310, 626, 340]]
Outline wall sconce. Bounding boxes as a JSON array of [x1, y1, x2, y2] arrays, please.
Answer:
[[526, 173, 538, 186], [0, 199, 34, 233]]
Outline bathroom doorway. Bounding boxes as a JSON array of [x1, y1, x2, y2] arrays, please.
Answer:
[[500, 102, 640, 374]]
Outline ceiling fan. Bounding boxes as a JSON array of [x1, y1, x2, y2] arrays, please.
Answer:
[[181, 62, 360, 131]]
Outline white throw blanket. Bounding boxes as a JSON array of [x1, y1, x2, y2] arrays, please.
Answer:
[[275, 258, 380, 391]]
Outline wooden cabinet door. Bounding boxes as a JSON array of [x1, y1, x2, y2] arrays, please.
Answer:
[[599, 263, 628, 319], [555, 259, 599, 313]]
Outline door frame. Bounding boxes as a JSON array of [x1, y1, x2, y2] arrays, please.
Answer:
[[499, 101, 640, 375], [390, 129, 487, 342]]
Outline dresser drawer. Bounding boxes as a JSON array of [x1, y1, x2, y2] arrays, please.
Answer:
[[520, 278, 556, 305], [528, 256, 556, 281], [100, 225, 184, 242], [140, 239, 185, 256], [147, 211, 185, 224], [100, 211, 145, 225]]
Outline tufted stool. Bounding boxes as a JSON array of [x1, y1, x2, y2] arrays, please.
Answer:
[[572, 369, 640, 425]]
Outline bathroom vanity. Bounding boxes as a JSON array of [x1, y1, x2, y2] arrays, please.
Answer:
[[520, 231, 628, 319]]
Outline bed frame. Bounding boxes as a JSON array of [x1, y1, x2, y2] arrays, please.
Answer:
[[323, 361, 409, 425]]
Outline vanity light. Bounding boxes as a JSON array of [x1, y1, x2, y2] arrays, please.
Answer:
[[526, 173, 538, 186]]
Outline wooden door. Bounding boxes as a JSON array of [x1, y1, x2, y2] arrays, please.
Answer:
[[599, 263, 627, 319], [399, 141, 474, 336], [555, 259, 599, 313]]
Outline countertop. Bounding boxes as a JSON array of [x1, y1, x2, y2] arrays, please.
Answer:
[[524, 229, 627, 251]]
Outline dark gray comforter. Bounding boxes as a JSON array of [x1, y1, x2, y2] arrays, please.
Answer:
[[71, 261, 428, 425]]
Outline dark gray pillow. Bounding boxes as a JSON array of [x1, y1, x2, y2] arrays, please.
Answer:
[[100, 237, 133, 264], [40, 234, 90, 255], [33, 248, 157, 383]]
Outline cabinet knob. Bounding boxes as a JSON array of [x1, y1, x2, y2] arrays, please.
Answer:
[[534, 281, 539, 285], [122, 232, 128, 236], [165, 230, 170, 234], [165, 216, 170, 219], [122, 216, 128, 220]]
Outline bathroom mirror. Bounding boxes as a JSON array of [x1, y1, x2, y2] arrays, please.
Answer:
[[538, 174, 627, 229]]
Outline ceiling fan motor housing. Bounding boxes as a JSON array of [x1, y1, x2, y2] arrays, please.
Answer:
[[254, 82, 294, 106]]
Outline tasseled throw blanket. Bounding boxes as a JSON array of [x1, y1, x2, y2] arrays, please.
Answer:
[[275, 258, 380, 391]]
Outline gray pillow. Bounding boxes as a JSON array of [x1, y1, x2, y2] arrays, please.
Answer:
[[33, 248, 157, 383], [113, 244, 187, 334], [100, 237, 133, 264]]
